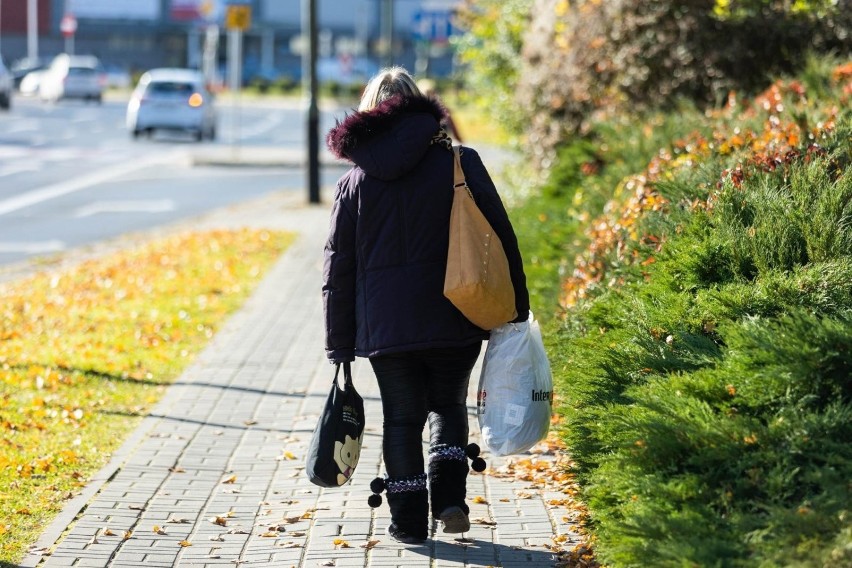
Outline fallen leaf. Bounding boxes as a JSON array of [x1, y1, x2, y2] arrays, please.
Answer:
[[222, 475, 237, 484], [167, 516, 190, 524], [471, 496, 488, 504], [224, 510, 237, 518], [210, 534, 225, 542], [178, 540, 192, 547], [260, 531, 279, 538], [360, 539, 379, 549], [169, 466, 186, 473], [320, 562, 335, 567], [472, 517, 497, 526], [128, 504, 145, 511], [287, 531, 305, 537], [102, 528, 116, 536], [277, 541, 302, 548], [333, 538, 351, 548], [123, 530, 133, 540], [153, 526, 167, 535], [243, 419, 257, 426], [210, 516, 228, 527]]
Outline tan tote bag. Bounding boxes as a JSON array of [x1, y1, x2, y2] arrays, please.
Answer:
[[443, 146, 517, 330]]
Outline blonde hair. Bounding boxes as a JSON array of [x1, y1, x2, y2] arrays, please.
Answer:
[[358, 66, 424, 111]]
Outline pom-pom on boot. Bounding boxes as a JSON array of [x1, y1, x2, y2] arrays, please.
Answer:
[[368, 474, 428, 544]]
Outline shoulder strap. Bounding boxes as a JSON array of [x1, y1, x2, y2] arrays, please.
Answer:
[[452, 145, 466, 189]]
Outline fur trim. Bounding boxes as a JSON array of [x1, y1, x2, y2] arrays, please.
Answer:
[[326, 95, 448, 159]]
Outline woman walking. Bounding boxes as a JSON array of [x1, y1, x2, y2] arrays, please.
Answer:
[[323, 67, 529, 544]]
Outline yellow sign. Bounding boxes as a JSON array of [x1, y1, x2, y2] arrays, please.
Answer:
[[225, 5, 251, 31]]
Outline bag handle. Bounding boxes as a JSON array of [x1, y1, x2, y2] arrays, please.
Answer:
[[452, 146, 474, 199], [333, 361, 353, 389]]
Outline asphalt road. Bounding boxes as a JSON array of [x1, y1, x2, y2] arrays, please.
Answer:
[[0, 93, 350, 266]]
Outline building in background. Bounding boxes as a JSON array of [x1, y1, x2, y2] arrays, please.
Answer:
[[0, 0, 461, 83]]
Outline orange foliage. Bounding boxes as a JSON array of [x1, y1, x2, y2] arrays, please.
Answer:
[[560, 64, 846, 308]]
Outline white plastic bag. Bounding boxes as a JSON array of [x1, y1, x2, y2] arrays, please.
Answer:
[[477, 311, 552, 456]]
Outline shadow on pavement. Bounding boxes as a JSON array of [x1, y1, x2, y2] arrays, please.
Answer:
[[404, 537, 558, 566]]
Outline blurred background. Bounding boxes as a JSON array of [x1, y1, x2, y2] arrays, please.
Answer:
[[0, 0, 461, 91]]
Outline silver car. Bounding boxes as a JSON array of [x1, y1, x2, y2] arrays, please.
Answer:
[[0, 56, 12, 110], [39, 54, 105, 103], [126, 68, 217, 141]]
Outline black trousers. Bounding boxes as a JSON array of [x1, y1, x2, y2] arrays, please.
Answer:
[[369, 342, 482, 478]]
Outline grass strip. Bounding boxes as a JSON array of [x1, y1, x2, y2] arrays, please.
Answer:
[[0, 228, 294, 562]]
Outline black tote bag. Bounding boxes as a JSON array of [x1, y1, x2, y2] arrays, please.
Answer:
[[305, 362, 365, 487]]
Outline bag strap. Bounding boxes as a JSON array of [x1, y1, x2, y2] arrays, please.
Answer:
[[333, 362, 353, 388], [452, 146, 473, 199]]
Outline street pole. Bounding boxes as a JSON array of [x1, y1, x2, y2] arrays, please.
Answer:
[[228, 28, 242, 148], [27, 0, 38, 61], [303, 0, 320, 204], [381, 0, 393, 68]]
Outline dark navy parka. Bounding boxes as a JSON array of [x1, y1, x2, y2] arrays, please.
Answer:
[[323, 94, 529, 363]]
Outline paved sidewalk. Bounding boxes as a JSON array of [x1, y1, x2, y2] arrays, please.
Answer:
[[22, 190, 583, 568]]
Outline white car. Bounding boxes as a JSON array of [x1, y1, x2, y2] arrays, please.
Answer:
[[0, 56, 12, 110], [126, 68, 216, 141], [39, 54, 105, 103]]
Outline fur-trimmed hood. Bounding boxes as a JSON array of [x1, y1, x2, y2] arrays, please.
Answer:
[[326, 95, 448, 181]]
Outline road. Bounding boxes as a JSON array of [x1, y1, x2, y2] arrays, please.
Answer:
[[0, 94, 350, 266]]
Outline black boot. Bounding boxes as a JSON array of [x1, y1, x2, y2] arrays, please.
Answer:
[[368, 474, 428, 544], [428, 444, 472, 533]]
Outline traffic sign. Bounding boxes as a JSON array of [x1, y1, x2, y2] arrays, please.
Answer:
[[60, 14, 78, 37], [225, 4, 251, 31], [412, 10, 455, 43]]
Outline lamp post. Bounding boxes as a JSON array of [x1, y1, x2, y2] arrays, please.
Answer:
[[27, 0, 38, 60], [380, 0, 393, 68], [303, 0, 320, 204]]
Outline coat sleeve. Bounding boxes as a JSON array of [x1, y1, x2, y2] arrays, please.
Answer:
[[323, 179, 357, 362], [461, 147, 531, 322]]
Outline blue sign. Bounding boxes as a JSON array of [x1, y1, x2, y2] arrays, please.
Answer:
[[412, 10, 456, 43]]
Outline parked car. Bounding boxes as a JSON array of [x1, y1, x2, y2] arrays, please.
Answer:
[[39, 54, 105, 103], [0, 56, 12, 110], [126, 68, 217, 141]]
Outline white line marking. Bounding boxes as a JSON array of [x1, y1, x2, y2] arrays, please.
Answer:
[[0, 152, 184, 216], [0, 240, 66, 253], [73, 199, 176, 218]]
